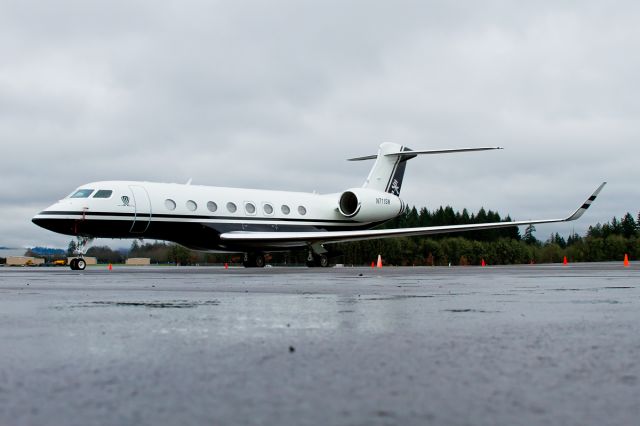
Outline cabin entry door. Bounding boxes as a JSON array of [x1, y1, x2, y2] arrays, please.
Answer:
[[129, 185, 152, 234]]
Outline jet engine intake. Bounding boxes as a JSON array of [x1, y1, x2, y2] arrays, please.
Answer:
[[337, 188, 403, 222]]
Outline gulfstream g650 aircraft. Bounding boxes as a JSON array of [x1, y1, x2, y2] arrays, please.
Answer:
[[33, 143, 605, 270]]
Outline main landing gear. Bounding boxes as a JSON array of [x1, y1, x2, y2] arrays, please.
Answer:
[[243, 252, 266, 268], [306, 252, 330, 268], [306, 243, 339, 268]]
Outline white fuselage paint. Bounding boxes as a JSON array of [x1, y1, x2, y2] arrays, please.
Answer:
[[33, 180, 404, 252]]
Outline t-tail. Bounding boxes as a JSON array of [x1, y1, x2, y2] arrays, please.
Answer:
[[348, 142, 504, 196]]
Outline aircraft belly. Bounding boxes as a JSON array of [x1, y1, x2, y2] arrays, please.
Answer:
[[33, 212, 381, 252]]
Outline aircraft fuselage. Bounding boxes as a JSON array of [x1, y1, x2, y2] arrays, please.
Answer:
[[32, 181, 403, 252]]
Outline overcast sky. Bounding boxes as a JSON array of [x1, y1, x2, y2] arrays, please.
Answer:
[[1, 0, 638, 249]]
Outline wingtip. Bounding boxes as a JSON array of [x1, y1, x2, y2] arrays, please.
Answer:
[[566, 182, 607, 221], [593, 181, 607, 197]]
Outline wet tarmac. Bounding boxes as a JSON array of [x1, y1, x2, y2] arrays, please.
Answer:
[[1, 263, 639, 426]]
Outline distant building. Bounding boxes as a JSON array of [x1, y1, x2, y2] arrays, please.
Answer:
[[6, 256, 45, 266], [126, 258, 151, 266]]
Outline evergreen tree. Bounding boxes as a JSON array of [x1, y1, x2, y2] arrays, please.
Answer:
[[587, 223, 603, 238], [567, 232, 582, 246], [523, 224, 537, 245], [547, 233, 567, 249], [130, 240, 141, 256], [621, 213, 637, 238]]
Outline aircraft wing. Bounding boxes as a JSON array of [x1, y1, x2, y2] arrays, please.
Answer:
[[220, 182, 606, 247]]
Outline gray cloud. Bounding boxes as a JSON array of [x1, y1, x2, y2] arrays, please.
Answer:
[[1, 0, 638, 248]]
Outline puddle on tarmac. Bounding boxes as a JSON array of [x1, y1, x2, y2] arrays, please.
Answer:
[[362, 295, 435, 301], [74, 300, 220, 309]]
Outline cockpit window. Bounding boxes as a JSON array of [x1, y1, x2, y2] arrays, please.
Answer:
[[70, 189, 94, 198], [93, 190, 113, 199]]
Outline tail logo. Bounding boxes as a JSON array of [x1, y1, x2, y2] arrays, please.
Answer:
[[390, 180, 400, 196]]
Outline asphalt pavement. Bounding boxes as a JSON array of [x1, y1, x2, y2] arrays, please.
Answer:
[[0, 263, 639, 426]]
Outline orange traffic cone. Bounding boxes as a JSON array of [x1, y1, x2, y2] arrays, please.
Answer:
[[624, 254, 630, 267], [224, 263, 229, 269], [371, 261, 375, 268], [377, 254, 382, 268], [108, 263, 112, 271], [481, 259, 486, 267], [563, 256, 568, 265]]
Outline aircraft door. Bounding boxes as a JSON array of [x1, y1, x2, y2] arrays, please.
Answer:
[[129, 185, 152, 234]]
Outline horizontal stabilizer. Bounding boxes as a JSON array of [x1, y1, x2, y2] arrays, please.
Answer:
[[348, 147, 503, 161]]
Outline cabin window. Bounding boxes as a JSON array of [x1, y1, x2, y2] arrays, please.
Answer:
[[70, 189, 94, 198], [207, 201, 218, 213], [186, 200, 197, 211], [245, 202, 256, 215], [227, 202, 237, 213], [281, 205, 290, 215], [298, 206, 307, 215], [263, 203, 274, 215], [93, 190, 113, 199], [165, 199, 176, 211]]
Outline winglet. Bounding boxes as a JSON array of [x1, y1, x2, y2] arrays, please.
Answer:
[[565, 182, 607, 221]]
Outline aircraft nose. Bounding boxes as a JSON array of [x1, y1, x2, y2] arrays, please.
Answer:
[[32, 209, 76, 235], [32, 213, 56, 232]]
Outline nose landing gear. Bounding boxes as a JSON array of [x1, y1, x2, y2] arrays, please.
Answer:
[[69, 236, 93, 271], [69, 258, 87, 271]]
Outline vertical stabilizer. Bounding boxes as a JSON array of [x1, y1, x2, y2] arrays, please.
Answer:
[[362, 143, 415, 195]]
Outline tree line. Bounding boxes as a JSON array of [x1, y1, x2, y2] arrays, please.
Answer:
[[333, 208, 639, 265]]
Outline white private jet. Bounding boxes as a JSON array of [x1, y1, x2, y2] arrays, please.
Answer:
[[33, 143, 605, 270]]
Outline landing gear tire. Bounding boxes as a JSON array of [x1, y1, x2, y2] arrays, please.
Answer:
[[318, 254, 329, 268], [306, 253, 330, 268], [243, 253, 266, 268], [69, 258, 87, 271], [76, 258, 86, 270]]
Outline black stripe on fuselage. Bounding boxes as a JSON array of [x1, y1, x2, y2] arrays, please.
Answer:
[[37, 210, 359, 224]]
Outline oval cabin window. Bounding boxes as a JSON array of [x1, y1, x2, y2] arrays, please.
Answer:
[[165, 199, 176, 211], [298, 205, 307, 215], [227, 202, 237, 213], [186, 200, 197, 211], [207, 201, 218, 212], [281, 205, 290, 215]]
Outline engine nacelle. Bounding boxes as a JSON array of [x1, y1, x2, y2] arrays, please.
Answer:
[[337, 188, 404, 222]]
